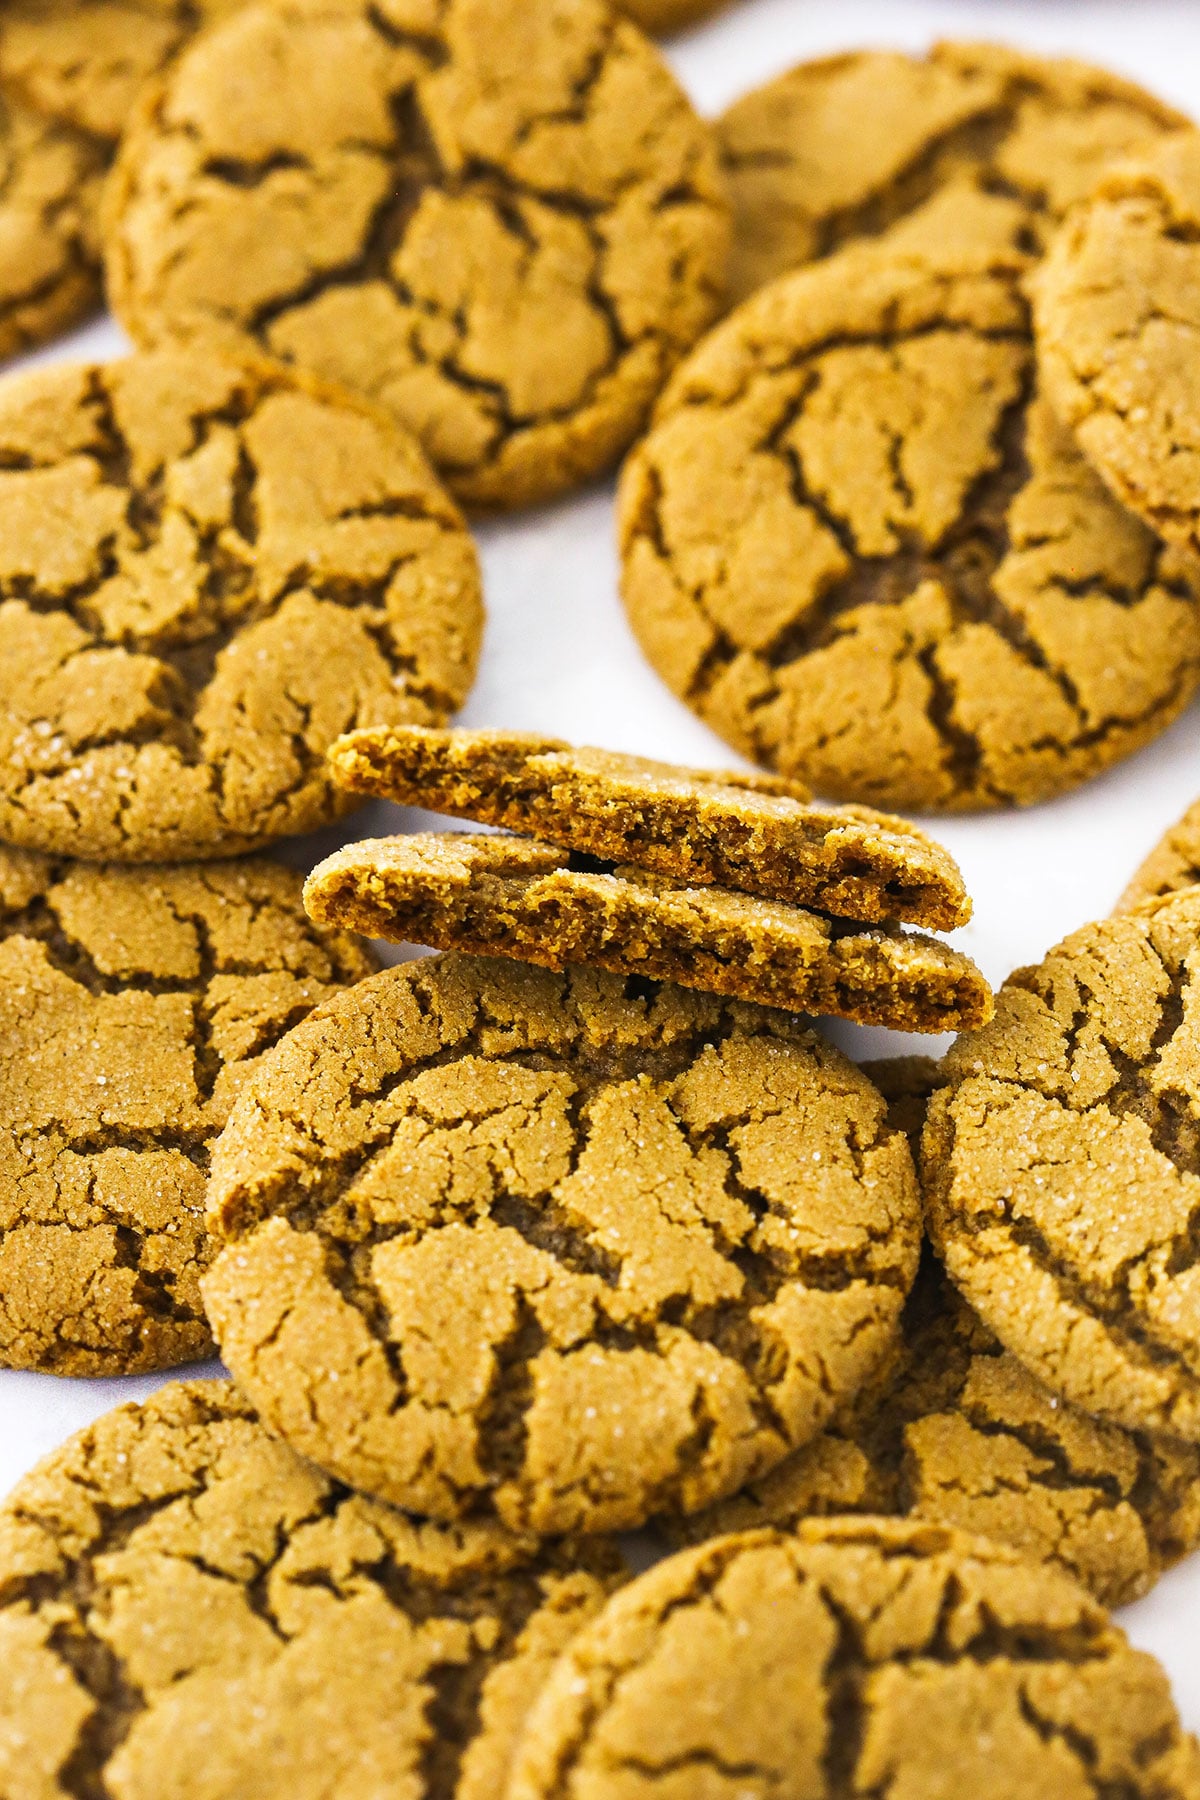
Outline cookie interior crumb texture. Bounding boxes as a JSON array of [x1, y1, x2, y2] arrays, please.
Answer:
[[304, 832, 993, 1032], [619, 188, 1200, 811], [328, 726, 972, 929], [0, 1380, 628, 1800], [925, 883, 1200, 1442], [718, 40, 1185, 304], [0, 349, 483, 862], [202, 953, 923, 1533], [103, 0, 731, 510], [0, 846, 374, 1376], [504, 1517, 1200, 1800]]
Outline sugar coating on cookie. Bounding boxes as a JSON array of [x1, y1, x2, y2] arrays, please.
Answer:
[[672, 1253, 1200, 1609], [328, 726, 971, 928], [504, 1518, 1200, 1800], [1037, 131, 1200, 555], [925, 884, 1200, 1442], [1117, 799, 1200, 915], [0, 1380, 627, 1800], [304, 832, 992, 1032], [0, 846, 373, 1376], [619, 192, 1200, 811], [104, 0, 730, 511], [202, 953, 923, 1534], [0, 90, 106, 360], [0, 350, 482, 862], [719, 40, 1184, 304]]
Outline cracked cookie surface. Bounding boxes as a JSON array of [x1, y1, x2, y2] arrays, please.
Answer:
[[0, 349, 482, 862], [718, 40, 1184, 306], [0, 1379, 628, 1800], [1037, 131, 1200, 556], [505, 1517, 1200, 1800], [925, 884, 1200, 1442], [103, 0, 730, 511], [202, 952, 923, 1533], [0, 89, 106, 360], [0, 845, 374, 1376], [619, 195, 1200, 811], [328, 726, 971, 929], [1118, 799, 1200, 914], [671, 1252, 1200, 1608], [303, 832, 992, 1033]]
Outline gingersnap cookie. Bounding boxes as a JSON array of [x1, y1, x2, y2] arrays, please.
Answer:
[[619, 195, 1200, 811], [0, 1380, 628, 1800], [0, 845, 373, 1376], [671, 1252, 1200, 1609], [505, 1518, 1200, 1800], [0, 349, 482, 863], [103, 0, 730, 512], [304, 833, 992, 1033], [202, 952, 923, 1533], [718, 41, 1184, 306], [925, 883, 1200, 1442], [1117, 799, 1200, 914], [328, 727, 971, 929], [1037, 131, 1200, 558], [0, 89, 106, 360]]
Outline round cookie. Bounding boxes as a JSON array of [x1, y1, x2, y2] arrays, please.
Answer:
[[925, 883, 1200, 1442], [201, 953, 923, 1533], [103, 0, 731, 511], [619, 192, 1200, 811], [672, 1253, 1200, 1609], [0, 89, 106, 360], [1037, 131, 1200, 555], [0, 1380, 628, 1800], [621, 0, 727, 33], [505, 1518, 1200, 1800], [718, 41, 1184, 306], [1117, 799, 1200, 914], [0, 844, 374, 1376], [0, 349, 482, 862]]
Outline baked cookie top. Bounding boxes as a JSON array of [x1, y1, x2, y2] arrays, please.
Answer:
[[303, 832, 992, 1033], [718, 40, 1183, 304], [0, 349, 482, 863], [0, 1380, 627, 1800], [1037, 131, 1200, 555], [201, 953, 923, 1534], [1117, 799, 1200, 914], [672, 1252, 1200, 1609], [504, 1517, 1200, 1800], [103, 0, 730, 511], [0, 89, 106, 360], [619, 192, 1200, 811], [0, 844, 373, 1376], [328, 726, 971, 928], [925, 884, 1200, 1442]]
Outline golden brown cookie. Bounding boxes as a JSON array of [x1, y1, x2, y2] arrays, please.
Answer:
[[621, 0, 727, 32], [1117, 799, 1200, 914], [505, 1518, 1200, 1800], [671, 1253, 1200, 1609], [103, 0, 730, 511], [1037, 131, 1200, 556], [0, 349, 482, 863], [304, 832, 992, 1032], [925, 883, 1200, 1442], [619, 193, 1200, 811], [0, 1380, 628, 1800], [0, 844, 373, 1376], [201, 953, 923, 1533], [0, 89, 105, 359], [328, 727, 971, 929], [719, 41, 1184, 305]]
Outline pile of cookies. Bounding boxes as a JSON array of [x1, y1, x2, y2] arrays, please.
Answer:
[[3, 2, 1200, 1796]]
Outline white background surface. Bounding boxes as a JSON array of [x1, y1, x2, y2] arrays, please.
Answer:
[[3, 0, 1200, 1733]]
